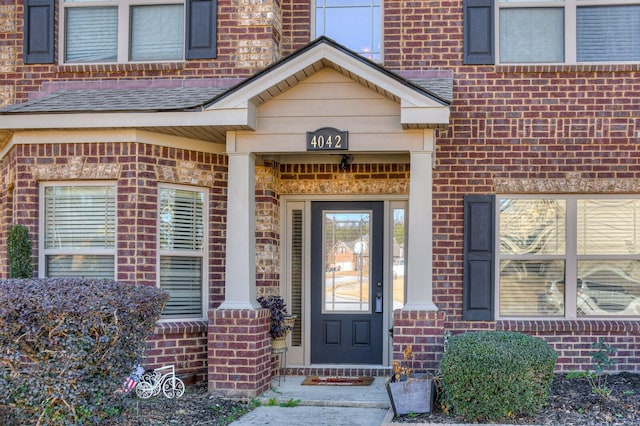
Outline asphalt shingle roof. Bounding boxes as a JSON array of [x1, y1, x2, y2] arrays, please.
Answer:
[[2, 37, 453, 115], [1, 86, 229, 114], [1, 76, 452, 114]]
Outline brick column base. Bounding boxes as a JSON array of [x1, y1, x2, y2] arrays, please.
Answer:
[[392, 310, 446, 374], [207, 308, 271, 398]]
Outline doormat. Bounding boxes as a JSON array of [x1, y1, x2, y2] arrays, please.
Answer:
[[301, 376, 375, 386]]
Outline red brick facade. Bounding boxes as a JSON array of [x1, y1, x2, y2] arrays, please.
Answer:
[[0, 142, 228, 382], [1, 0, 640, 396]]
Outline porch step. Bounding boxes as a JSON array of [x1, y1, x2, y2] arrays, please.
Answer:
[[258, 376, 391, 409]]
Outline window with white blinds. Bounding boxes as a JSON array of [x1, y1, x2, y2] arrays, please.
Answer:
[[130, 5, 184, 61], [497, 0, 640, 64], [499, 8, 564, 63], [158, 186, 207, 320], [42, 185, 116, 279], [62, 0, 185, 64], [498, 196, 640, 318], [577, 5, 640, 62], [65, 7, 118, 63]]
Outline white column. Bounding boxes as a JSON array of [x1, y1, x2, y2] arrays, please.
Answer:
[[219, 152, 261, 309], [404, 149, 438, 311]]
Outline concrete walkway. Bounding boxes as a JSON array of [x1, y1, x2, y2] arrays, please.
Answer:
[[229, 376, 507, 426], [229, 376, 390, 426]]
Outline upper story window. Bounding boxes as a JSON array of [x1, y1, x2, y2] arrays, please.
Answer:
[[158, 185, 207, 320], [40, 184, 117, 279], [463, 0, 640, 65], [315, 0, 381, 60], [498, 0, 640, 64], [498, 196, 640, 318], [61, 0, 184, 63]]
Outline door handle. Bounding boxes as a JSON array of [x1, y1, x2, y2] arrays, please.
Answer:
[[375, 291, 383, 313]]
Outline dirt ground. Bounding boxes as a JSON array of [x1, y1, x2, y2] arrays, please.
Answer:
[[108, 372, 640, 425], [393, 372, 640, 425]]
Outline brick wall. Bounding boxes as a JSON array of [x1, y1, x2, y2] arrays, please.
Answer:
[[2, 0, 640, 375], [0, 140, 228, 379], [278, 163, 410, 195], [255, 161, 280, 292], [498, 321, 640, 373], [392, 310, 446, 373], [0, 0, 285, 107], [208, 308, 271, 397], [432, 66, 640, 371]]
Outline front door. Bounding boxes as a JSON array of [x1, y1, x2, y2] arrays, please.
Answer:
[[310, 201, 384, 364]]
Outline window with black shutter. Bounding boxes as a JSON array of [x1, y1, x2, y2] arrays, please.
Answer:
[[24, 0, 55, 64], [463, 0, 494, 65]]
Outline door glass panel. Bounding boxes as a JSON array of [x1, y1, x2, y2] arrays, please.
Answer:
[[323, 211, 371, 312]]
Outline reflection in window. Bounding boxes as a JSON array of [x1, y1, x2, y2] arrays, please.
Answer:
[[498, 197, 640, 318], [315, 0, 381, 60], [323, 211, 371, 312], [392, 207, 405, 309]]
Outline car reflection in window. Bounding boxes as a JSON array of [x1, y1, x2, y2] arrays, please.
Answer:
[[543, 265, 640, 316]]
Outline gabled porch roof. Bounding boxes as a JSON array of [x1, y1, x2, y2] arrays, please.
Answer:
[[0, 37, 451, 145]]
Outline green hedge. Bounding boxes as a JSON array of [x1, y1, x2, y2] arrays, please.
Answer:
[[7, 224, 33, 279], [0, 279, 169, 425], [441, 331, 557, 422]]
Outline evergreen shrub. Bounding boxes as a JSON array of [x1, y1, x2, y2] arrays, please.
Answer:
[[7, 224, 33, 279], [441, 331, 557, 422], [0, 279, 169, 425]]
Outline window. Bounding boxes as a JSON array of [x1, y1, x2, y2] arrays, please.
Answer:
[[315, 0, 381, 60], [41, 184, 116, 279], [391, 204, 406, 310], [52, 0, 217, 64], [498, 196, 640, 318], [62, 0, 183, 63], [498, 0, 640, 64], [158, 185, 207, 320]]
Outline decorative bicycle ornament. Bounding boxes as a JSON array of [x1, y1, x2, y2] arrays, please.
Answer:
[[135, 365, 185, 399]]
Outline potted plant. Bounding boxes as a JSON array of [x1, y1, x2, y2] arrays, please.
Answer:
[[386, 345, 435, 416], [257, 295, 296, 352]]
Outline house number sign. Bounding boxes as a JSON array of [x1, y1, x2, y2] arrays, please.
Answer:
[[306, 127, 349, 151]]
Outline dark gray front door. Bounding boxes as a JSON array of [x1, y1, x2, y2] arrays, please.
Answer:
[[310, 201, 384, 364]]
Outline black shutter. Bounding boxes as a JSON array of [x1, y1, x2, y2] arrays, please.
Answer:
[[24, 0, 55, 64], [463, 195, 495, 321], [463, 0, 494, 65], [185, 0, 217, 60]]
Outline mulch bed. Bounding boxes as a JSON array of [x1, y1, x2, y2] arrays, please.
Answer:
[[392, 372, 640, 425], [110, 372, 640, 425], [7, 373, 635, 425]]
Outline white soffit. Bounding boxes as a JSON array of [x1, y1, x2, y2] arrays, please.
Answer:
[[0, 39, 450, 135], [206, 41, 450, 129]]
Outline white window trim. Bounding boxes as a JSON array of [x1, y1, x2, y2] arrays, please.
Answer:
[[280, 195, 406, 367], [157, 183, 209, 322], [496, 0, 640, 65], [495, 194, 640, 320], [59, 0, 186, 65], [39, 181, 118, 279]]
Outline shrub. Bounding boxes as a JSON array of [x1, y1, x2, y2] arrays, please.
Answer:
[[441, 331, 557, 422], [6, 224, 33, 279], [0, 279, 169, 425]]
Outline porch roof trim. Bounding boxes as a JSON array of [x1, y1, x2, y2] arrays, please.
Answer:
[[0, 37, 452, 141]]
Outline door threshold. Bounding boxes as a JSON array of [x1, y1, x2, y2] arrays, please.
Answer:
[[285, 365, 391, 378]]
